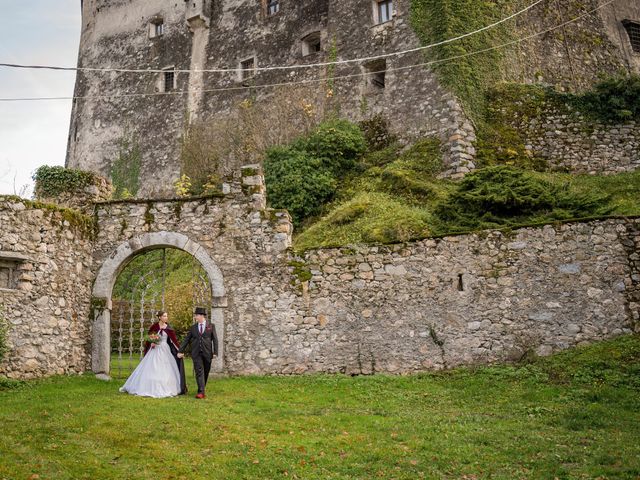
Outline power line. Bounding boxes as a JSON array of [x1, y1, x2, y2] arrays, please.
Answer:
[[0, 0, 544, 75], [0, 0, 616, 103]]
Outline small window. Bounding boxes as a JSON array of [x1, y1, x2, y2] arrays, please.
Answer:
[[374, 0, 393, 25], [364, 60, 386, 89], [164, 70, 175, 92], [0, 260, 18, 290], [301, 32, 322, 57], [240, 57, 256, 81], [267, 0, 279, 16], [149, 18, 164, 38], [622, 19, 640, 53]]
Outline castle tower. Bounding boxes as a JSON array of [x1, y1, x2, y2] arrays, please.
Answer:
[[66, 0, 640, 198]]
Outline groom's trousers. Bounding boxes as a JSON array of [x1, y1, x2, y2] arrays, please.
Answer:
[[193, 353, 212, 394]]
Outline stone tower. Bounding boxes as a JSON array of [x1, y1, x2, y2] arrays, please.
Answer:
[[66, 0, 640, 197]]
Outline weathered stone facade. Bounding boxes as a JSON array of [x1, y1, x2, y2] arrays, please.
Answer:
[[0, 199, 95, 379], [493, 90, 640, 174], [66, 0, 639, 195], [1, 165, 638, 379]]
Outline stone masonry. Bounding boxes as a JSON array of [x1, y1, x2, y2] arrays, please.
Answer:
[[66, 0, 639, 195], [1, 165, 638, 379], [0, 199, 95, 379]]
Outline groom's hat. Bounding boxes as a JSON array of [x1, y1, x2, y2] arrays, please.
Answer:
[[194, 306, 207, 316]]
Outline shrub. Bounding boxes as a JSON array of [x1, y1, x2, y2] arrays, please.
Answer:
[[33, 165, 97, 197], [264, 147, 337, 224], [578, 73, 640, 123], [180, 86, 325, 193], [295, 119, 366, 176], [434, 166, 611, 232]]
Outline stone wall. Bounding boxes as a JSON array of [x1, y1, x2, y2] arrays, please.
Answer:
[[226, 219, 639, 375], [490, 86, 640, 174], [2, 170, 638, 379], [0, 198, 95, 379]]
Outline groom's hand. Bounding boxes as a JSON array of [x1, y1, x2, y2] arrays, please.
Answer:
[[177, 353, 184, 358]]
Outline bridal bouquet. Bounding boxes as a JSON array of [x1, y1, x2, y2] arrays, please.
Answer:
[[145, 333, 161, 346]]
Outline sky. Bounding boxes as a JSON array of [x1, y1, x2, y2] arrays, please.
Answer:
[[0, 1, 81, 196]]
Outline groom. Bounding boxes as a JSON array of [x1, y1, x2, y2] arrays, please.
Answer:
[[178, 307, 218, 399]]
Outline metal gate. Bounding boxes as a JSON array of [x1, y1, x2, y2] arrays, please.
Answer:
[[109, 247, 212, 378]]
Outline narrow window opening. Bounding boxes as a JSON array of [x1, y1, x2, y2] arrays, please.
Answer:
[[457, 273, 464, 292], [164, 70, 175, 92], [364, 60, 386, 90], [149, 17, 164, 38], [267, 0, 279, 16], [0, 261, 18, 290], [374, 0, 393, 25], [622, 19, 640, 53], [240, 57, 256, 81], [301, 32, 322, 57]]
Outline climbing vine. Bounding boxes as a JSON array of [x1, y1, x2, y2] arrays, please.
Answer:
[[33, 165, 98, 198], [0, 304, 9, 365], [111, 132, 141, 199]]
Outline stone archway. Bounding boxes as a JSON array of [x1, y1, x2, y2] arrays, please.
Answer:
[[91, 231, 226, 377]]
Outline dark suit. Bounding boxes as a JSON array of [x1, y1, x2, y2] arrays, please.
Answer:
[[179, 321, 218, 394]]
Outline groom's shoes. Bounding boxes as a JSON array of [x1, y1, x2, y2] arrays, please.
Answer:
[[196, 393, 205, 399]]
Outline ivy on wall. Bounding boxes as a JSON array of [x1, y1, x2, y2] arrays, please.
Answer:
[[0, 304, 9, 365], [33, 165, 98, 198], [409, 0, 516, 124], [111, 133, 141, 199]]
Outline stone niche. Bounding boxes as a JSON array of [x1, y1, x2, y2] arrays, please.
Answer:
[[0, 252, 36, 292]]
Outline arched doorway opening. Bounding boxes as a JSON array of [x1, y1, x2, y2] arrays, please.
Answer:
[[110, 247, 212, 378], [91, 232, 226, 378]]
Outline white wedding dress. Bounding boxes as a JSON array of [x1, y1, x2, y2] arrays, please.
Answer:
[[119, 330, 181, 398]]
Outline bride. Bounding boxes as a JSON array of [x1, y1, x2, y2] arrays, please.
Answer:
[[119, 311, 187, 398]]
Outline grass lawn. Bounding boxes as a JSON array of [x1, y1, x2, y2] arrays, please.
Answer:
[[1, 336, 639, 480]]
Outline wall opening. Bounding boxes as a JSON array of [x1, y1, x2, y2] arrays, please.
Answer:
[[301, 31, 322, 57], [364, 59, 386, 90], [109, 247, 212, 379], [0, 260, 18, 290], [267, 0, 280, 16], [163, 69, 176, 92], [239, 57, 256, 82], [373, 0, 393, 25], [622, 19, 640, 53], [149, 17, 165, 38]]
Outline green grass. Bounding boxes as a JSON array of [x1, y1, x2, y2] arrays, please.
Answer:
[[293, 158, 640, 251], [1, 336, 639, 479]]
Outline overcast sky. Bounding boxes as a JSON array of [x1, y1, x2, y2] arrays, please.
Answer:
[[0, 1, 80, 196]]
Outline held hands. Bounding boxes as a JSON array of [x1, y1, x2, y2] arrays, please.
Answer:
[[177, 353, 184, 358]]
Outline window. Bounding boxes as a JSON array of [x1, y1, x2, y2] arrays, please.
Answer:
[[149, 18, 164, 38], [374, 0, 393, 25], [622, 19, 640, 53], [240, 57, 256, 81], [164, 70, 175, 92], [301, 32, 322, 57], [364, 60, 386, 89], [267, 0, 279, 16], [0, 260, 18, 290]]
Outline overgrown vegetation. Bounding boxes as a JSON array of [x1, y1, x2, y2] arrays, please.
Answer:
[[264, 119, 366, 224], [0, 304, 9, 365], [577, 73, 640, 123], [110, 132, 141, 199], [33, 165, 98, 198], [0, 335, 638, 478], [0, 195, 97, 239], [432, 166, 613, 234], [409, 0, 515, 123], [180, 86, 324, 195]]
